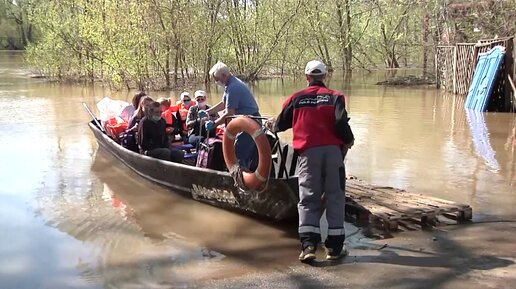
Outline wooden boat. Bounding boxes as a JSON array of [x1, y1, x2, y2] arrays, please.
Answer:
[[88, 121, 300, 220]]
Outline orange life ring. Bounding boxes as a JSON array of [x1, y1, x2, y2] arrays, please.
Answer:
[[222, 116, 271, 190]]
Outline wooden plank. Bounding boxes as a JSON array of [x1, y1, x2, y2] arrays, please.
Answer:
[[346, 191, 406, 220], [347, 180, 470, 209], [346, 190, 439, 219], [347, 187, 436, 219], [397, 220, 419, 231], [346, 182, 461, 213], [372, 188, 470, 212], [346, 186, 431, 216], [345, 179, 473, 232]]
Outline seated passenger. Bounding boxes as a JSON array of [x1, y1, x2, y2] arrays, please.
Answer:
[[122, 96, 153, 152], [176, 92, 196, 136], [137, 102, 184, 163], [186, 90, 214, 146], [119, 91, 146, 123], [158, 97, 171, 113], [161, 98, 183, 142]]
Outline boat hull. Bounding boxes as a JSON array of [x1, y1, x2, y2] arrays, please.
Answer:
[[89, 122, 299, 220]]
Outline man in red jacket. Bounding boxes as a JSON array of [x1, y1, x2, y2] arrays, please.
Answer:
[[266, 60, 354, 262]]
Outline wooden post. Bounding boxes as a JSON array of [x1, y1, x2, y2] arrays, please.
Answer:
[[453, 46, 457, 94], [506, 37, 515, 112], [508, 74, 516, 111], [513, 35, 516, 82], [435, 51, 439, 89]]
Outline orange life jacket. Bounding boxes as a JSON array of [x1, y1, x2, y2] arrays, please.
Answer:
[[176, 101, 196, 131], [161, 106, 179, 126]]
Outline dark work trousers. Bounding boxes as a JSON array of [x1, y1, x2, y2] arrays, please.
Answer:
[[188, 134, 204, 148], [298, 145, 346, 251], [146, 148, 185, 163]]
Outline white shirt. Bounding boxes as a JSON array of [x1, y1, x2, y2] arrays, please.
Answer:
[[119, 105, 135, 123]]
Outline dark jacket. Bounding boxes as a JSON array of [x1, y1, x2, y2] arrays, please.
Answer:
[[273, 81, 354, 152], [122, 114, 143, 152], [186, 104, 212, 137], [137, 116, 168, 153]]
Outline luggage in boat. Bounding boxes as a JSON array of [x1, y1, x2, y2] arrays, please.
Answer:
[[196, 137, 226, 171], [104, 116, 128, 140]]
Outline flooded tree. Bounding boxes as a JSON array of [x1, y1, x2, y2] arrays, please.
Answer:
[[4, 0, 512, 89]]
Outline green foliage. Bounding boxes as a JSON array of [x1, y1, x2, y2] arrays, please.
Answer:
[[0, 0, 35, 49], [16, 0, 516, 88]]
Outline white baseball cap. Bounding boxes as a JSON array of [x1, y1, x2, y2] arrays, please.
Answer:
[[194, 90, 207, 98], [304, 60, 327, 76], [180, 92, 190, 100]]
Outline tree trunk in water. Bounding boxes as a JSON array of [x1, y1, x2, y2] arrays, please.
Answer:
[[27, 24, 33, 43], [180, 50, 185, 80], [181, 51, 187, 79], [315, 3, 332, 72], [336, 1, 346, 72], [165, 46, 171, 87], [18, 22, 27, 47], [173, 49, 179, 86], [345, 0, 352, 72], [204, 47, 212, 84], [387, 46, 399, 68], [422, 13, 429, 76]]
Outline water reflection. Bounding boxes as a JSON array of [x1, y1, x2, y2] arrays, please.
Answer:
[[89, 149, 299, 265], [34, 148, 243, 288], [466, 109, 500, 172]]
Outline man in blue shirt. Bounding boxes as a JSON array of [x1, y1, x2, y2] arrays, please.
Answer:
[[199, 61, 260, 170]]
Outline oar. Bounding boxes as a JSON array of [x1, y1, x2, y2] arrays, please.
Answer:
[[82, 102, 106, 133]]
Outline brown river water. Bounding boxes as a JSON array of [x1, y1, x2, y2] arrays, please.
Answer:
[[0, 51, 515, 288]]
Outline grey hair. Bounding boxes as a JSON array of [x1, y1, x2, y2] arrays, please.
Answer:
[[209, 61, 230, 78]]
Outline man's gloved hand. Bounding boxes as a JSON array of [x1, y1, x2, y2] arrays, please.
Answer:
[[264, 117, 276, 131], [198, 110, 208, 118], [205, 120, 215, 130]]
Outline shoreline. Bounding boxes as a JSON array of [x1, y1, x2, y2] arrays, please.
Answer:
[[195, 221, 516, 289]]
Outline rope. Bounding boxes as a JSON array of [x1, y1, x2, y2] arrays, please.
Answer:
[[230, 165, 270, 196]]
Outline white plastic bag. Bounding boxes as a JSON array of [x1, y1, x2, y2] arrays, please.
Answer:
[[96, 97, 130, 123]]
